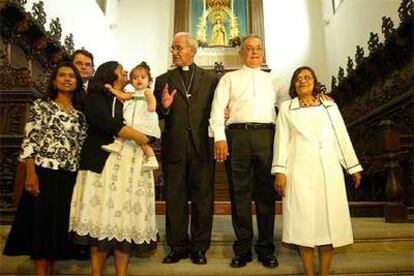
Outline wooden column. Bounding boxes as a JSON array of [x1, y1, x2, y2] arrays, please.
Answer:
[[379, 120, 408, 223], [174, 0, 190, 33], [248, 0, 266, 63]]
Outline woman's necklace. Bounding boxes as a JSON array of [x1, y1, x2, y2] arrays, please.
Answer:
[[54, 98, 73, 112], [299, 97, 320, 107]]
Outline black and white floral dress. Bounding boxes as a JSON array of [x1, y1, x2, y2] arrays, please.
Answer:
[[3, 99, 87, 260]]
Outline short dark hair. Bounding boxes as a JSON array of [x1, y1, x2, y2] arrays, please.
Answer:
[[71, 49, 94, 67], [288, 66, 321, 98], [47, 62, 85, 110], [129, 61, 152, 87], [88, 61, 119, 95]]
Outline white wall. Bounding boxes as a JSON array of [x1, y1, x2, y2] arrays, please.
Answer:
[[321, 0, 401, 89], [112, 0, 174, 81], [22, 0, 401, 91], [24, 0, 115, 67], [263, 0, 329, 88]]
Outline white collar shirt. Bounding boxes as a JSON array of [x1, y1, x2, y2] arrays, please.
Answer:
[[209, 65, 290, 141]]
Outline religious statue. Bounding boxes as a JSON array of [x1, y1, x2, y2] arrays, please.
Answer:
[[196, 0, 240, 47], [211, 15, 228, 46]]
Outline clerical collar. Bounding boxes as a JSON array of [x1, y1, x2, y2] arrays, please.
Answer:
[[180, 63, 194, 71]]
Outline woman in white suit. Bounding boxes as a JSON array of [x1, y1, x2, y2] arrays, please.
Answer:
[[272, 66, 362, 276]]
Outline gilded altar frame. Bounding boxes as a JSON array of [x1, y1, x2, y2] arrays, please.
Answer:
[[173, 0, 267, 69]]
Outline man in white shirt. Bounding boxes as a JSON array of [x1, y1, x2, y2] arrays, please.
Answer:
[[210, 35, 290, 268]]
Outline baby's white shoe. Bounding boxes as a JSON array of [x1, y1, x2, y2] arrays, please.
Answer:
[[101, 140, 123, 154], [142, 156, 159, 171]]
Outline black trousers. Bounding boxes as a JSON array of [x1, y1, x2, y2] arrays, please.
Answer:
[[163, 137, 214, 253], [226, 128, 276, 256]]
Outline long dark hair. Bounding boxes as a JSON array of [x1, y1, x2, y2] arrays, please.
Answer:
[[88, 61, 119, 95], [47, 62, 84, 110], [288, 66, 321, 98]]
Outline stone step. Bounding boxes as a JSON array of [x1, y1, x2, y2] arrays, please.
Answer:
[[155, 216, 414, 256], [1, 217, 413, 256], [1, 216, 413, 275], [0, 252, 413, 275]]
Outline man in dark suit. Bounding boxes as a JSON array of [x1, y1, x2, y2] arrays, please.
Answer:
[[154, 32, 218, 265]]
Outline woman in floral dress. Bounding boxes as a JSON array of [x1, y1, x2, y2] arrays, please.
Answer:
[[3, 62, 88, 276]]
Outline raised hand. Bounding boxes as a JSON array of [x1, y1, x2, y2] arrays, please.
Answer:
[[161, 83, 177, 109], [105, 84, 132, 101], [318, 93, 333, 102]]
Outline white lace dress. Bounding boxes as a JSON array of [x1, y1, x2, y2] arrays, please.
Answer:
[[69, 139, 158, 251]]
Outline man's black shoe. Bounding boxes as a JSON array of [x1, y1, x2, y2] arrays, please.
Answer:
[[230, 252, 253, 268], [258, 254, 279, 268], [190, 250, 207, 265], [162, 250, 189, 264]]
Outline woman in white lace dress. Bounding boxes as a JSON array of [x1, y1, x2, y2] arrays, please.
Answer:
[[69, 61, 158, 276]]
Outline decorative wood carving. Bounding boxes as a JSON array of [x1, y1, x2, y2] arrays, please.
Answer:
[[0, 149, 20, 209], [0, 89, 40, 210], [330, 1, 413, 216], [382, 16, 396, 41], [337, 66, 345, 83], [398, 0, 414, 22], [0, 0, 72, 71], [48, 17, 62, 43], [31, 1, 47, 28], [355, 45, 365, 67], [346, 56, 354, 75], [64, 33, 74, 54], [367, 32, 383, 53], [0, 0, 74, 211], [331, 76, 337, 90]]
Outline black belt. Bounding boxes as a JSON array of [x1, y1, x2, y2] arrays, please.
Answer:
[[228, 123, 274, 130]]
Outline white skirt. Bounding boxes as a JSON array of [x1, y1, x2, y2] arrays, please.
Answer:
[[69, 140, 158, 246]]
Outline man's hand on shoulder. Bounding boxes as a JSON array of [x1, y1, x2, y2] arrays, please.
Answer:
[[318, 93, 333, 102]]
